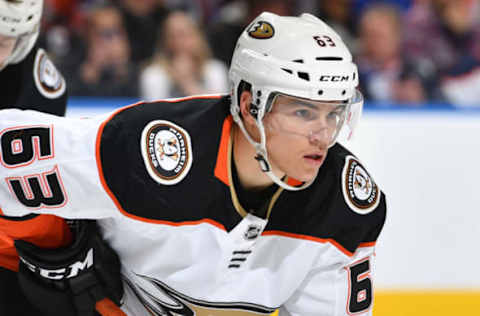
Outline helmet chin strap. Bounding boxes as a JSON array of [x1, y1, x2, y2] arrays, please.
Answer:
[[232, 111, 314, 191], [0, 30, 39, 71]]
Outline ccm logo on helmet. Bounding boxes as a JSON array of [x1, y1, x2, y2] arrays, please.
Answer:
[[247, 21, 274, 39], [319, 75, 350, 82], [19, 248, 94, 280]]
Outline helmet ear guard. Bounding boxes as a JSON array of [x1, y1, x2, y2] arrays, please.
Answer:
[[229, 12, 363, 191]]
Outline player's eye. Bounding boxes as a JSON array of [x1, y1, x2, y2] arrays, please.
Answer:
[[294, 109, 315, 120], [326, 111, 340, 121], [327, 107, 345, 122]]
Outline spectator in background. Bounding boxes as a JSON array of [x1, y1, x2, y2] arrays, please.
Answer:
[[353, 0, 413, 15], [355, 3, 438, 104], [404, 0, 480, 107], [39, 0, 86, 77], [140, 10, 228, 100], [117, 0, 169, 65], [315, 0, 358, 53], [69, 3, 139, 97], [207, 0, 294, 66]]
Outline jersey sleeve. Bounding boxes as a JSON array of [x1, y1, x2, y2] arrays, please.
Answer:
[[30, 48, 68, 116], [0, 109, 119, 219]]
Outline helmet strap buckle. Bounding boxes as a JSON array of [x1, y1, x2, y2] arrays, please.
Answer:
[[254, 154, 270, 172]]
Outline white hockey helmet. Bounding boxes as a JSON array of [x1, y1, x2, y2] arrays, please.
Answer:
[[0, 0, 43, 69], [229, 12, 363, 191]]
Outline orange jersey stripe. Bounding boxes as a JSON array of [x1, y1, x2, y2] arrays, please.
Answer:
[[262, 230, 376, 257], [214, 115, 233, 186]]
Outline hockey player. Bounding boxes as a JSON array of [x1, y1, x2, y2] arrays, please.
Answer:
[[0, 0, 72, 315], [0, 12, 386, 316]]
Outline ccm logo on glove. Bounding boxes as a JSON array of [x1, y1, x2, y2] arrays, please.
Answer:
[[19, 248, 94, 280]]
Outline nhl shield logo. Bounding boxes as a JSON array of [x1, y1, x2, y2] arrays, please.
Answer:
[[141, 120, 193, 185], [244, 224, 262, 240], [342, 156, 380, 215]]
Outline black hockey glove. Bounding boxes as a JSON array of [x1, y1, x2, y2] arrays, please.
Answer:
[[14, 220, 126, 316]]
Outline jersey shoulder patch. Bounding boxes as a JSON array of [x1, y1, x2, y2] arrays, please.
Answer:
[[341, 155, 380, 215], [33, 48, 66, 99], [140, 120, 193, 185]]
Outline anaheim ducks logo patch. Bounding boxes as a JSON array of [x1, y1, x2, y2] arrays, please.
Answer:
[[247, 21, 274, 39], [141, 120, 193, 185], [33, 48, 66, 99], [342, 156, 380, 215]]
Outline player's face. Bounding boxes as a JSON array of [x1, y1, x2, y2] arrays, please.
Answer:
[[263, 94, 347, 182], [0, 35, 16, 67]]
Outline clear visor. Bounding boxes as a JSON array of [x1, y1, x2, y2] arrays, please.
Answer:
[[263, 90, 363, 147]]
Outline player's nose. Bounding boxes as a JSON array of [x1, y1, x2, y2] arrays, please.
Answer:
[[307, 128, 330, 148]]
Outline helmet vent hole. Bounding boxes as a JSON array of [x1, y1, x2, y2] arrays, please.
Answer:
[[292, 59, 304, 63], [353, 73, 356, 80], [27, 15, 33, 21], [318, 90, 323, 95], [281, 68, 293, 74], [316, 57, 343, 61], [297, 72, 310, 81], [342, 90, 346, 95]]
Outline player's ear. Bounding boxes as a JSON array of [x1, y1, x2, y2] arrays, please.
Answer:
[[238, 90, 262, 142], [239, 90, 255, 125]]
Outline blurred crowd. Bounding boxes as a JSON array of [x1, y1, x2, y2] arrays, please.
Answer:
[[40, 0, 480, 107]]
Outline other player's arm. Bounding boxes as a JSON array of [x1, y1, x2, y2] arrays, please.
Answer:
[[0, 108, 119, 219]]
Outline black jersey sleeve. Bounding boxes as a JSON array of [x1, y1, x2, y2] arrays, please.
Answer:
[[98, 96, 230, 221], [325, 144, 387, 253]]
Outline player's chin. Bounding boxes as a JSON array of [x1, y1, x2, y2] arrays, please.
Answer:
[[289, 166, 321, 183]]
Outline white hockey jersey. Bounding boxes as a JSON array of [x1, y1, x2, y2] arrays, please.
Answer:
[[0, 95, 386, 316]]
